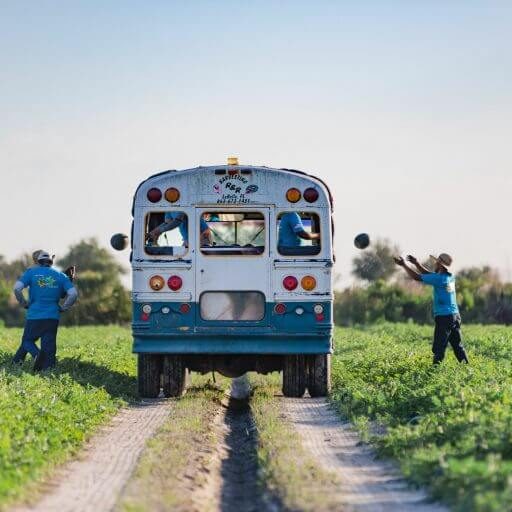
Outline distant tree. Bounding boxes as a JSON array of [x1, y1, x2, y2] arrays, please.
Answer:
[[57, 238, 130, 325], [0, 253, 35, 326], [352, 239, 399, 283]]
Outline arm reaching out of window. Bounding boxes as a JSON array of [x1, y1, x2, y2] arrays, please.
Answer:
[[146, 213, 185, 243]]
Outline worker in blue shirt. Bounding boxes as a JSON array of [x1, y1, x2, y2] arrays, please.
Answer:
[[278, 212, 320, 248], [394, 253, 469, 365], [12, 251, 78, 371], [146, 212, 211, 247]]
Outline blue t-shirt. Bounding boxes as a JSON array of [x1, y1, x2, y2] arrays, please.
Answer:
[[278, 212, 305, 247], [19, 266, 74, 320], [421, 272, 459, 316], [164, 213, 209, 243]]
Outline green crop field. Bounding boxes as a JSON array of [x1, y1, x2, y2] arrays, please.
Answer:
[[331, 323, 512, 512], [0, 325, 136, 507], [1, 323, 512, 511]]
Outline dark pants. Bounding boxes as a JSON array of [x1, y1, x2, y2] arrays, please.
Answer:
[[433, 314, 468, 364], [13, 319, 59, 370]]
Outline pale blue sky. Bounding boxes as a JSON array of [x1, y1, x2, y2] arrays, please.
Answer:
[[1, 1, 511, 283]]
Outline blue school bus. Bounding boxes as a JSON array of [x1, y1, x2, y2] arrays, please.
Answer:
[[112, 159, 334, 397]]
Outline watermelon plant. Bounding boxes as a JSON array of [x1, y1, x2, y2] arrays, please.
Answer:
[[331, 324, 512, 511], [0, 325, 136, 505]]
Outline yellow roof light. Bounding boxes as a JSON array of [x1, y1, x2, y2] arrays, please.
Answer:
[[227, 156, 239, 165]]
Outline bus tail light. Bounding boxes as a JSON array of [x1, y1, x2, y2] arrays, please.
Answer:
[[141, 304, 151, 321], [179, 303, 190, 314], [283, 276, 298, 291], [313, 304, 324, 315], [286, 188, 301, 203], [164, 187, 180, 203], [303, 187, 319, 203], [274, 303, 286, 315], [301, 275, 317, 291], [314, 304, 325, 321], [149, 275, 165, 291], [168, 275, 183, 291], [147, 188, 162, 203]]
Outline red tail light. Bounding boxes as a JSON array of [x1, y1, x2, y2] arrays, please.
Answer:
[[303, 187, 319, 203], [283, 276, 298, 291], [274, 303, 286, 315], [179, 303, 190, 314], [168, 275, 183, 291], [147, 187, 162, 203]]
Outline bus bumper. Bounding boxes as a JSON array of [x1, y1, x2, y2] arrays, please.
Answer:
[[132, 332, 332, 354]]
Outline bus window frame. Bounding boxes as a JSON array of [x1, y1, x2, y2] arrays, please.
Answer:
[[198, 209, 268, 258], [142, 210, 190, 258], [276, 210, 322, 258]]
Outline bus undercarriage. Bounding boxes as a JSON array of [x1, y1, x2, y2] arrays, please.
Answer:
[[137, 352, 331, 398]]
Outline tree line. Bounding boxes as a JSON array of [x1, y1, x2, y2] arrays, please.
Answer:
[[335, 239, 512, 325], [1, 238, 511, 326]]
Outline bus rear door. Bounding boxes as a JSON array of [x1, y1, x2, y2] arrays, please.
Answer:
[[195, 207, 270, 329]]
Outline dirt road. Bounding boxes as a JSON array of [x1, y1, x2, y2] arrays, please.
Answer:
[[14, 399, 171, 512], [12, 382, 447, 512], [284, 398, 447, 512]]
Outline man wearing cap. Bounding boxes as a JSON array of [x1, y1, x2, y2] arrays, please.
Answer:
[[394, 253, 469, 365], [12, 251, 78, 371]]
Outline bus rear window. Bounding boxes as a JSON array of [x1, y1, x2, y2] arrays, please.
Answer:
[[144, 211, 188, 256], [277, 212, 321, 256], [200, 212, 265, 256]]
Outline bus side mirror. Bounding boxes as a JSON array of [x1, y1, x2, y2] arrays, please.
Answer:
[[111, 233, 129, 251]]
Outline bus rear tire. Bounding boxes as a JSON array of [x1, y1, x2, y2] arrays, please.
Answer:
[[282, 355, 306, 397], [162, 355, 187, 397], [138, 354, 162, 398], [307, 354, 331, 397]]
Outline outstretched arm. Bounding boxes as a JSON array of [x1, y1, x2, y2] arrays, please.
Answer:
[[406, 255, 431, 274], [147, 214, 185, 242], [394, 256, 422, 282], [297, 230, 320, 241]]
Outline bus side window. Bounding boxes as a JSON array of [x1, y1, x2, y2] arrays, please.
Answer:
[[277, 212, 321, 256], [144, 211, 189, 257]]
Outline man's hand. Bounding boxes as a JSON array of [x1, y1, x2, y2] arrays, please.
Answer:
[[394, 256, 406, 267], [146, 230, 159, 243], [64, 266, 76, 282], [406, 255, 418, 265]]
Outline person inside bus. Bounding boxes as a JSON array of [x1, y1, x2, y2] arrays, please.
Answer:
[[278, 212, 320, 250], [146, 212, 211, 247]]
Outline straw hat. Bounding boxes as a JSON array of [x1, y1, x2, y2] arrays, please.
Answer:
[[430, 253, 453, 269]]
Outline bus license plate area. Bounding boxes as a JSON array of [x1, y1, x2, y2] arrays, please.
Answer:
[[199, 291, 265, 321]]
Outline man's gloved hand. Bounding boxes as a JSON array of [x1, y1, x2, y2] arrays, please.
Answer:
[[64, 266, 76, 282]]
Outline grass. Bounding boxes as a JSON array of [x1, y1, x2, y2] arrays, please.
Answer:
[[330, 323, 512, 512], [250, 374, 340, 511], [3, 322, 512, 511], [0, 325, 136, 509]]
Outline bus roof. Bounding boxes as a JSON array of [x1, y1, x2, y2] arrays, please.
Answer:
[[132, 165, 333, 214]]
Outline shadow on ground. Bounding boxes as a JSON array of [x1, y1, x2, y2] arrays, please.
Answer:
[[0, 352, 138, 401]]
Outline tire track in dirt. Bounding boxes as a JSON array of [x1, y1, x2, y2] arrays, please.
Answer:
[[13, 399, 171, 512], [283, 398, 447, 512], [196, 377, 281, 512]]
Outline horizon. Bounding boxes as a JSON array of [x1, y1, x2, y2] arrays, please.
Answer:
[[1, 2, 511, 283]]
